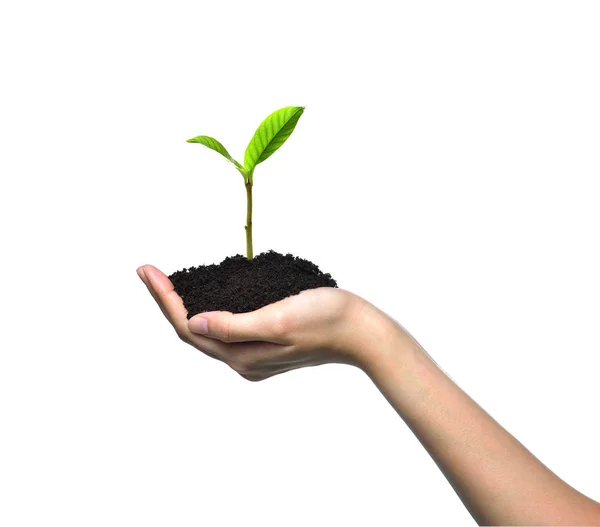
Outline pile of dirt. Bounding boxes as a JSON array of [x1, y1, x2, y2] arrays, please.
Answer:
[[169, 250, 337, 318]]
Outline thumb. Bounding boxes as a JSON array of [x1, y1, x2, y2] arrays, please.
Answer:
[[188, 309, 285, 344]]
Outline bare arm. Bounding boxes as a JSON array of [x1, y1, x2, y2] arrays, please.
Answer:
[[138, 265, 600, 526], [360, 308, 600, 526]]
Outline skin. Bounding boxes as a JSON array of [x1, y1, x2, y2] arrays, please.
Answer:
[[138, 264, 600, 526]]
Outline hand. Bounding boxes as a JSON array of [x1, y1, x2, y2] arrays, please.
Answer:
[[137, 264, 380, 381]]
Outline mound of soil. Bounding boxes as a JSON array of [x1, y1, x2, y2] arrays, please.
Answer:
[[169, 250, 338, 318]]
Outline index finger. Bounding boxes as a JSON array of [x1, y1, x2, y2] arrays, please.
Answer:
[[137, 264, 233, 362], [138, 264, 189, 334]]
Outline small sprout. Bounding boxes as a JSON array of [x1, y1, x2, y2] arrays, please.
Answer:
[[187, 106, 305, 259]]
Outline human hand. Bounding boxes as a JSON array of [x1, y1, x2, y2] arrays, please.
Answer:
[[137, 264, 385, 381]]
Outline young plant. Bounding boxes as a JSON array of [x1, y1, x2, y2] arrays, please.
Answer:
[[187, 106, 305, 259]]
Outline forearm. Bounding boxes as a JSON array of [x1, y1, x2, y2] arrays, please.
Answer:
[[356, 310, 600, 525]]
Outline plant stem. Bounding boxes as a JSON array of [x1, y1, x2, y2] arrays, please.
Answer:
[[245, 179, 253, 259]]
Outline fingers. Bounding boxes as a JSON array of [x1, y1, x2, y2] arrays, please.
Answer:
[[138, 265, 188, 332], [188, 307, 288, 344], [137, 266, 173, 324], [137, 265, 292, 375], [137, 265, 231, 361]]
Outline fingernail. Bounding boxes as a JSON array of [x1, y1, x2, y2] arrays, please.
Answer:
[[189, 317, 208, 335], [137, 266, 148, 283]]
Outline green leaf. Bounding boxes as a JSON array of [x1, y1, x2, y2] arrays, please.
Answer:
[[187, 135, 244, 171], [244, 106, 305, 174]]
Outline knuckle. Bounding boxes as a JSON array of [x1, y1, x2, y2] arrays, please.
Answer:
[[174, 326, 190, 344], [271, 310, 290, 339], [222, 316, 233, 343], [214, 315, 233, 343], [240, 371, 264, 382], [228, 357, 255, 376]]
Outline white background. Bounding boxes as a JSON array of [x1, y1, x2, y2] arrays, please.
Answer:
[[1, 1, 599, 525]]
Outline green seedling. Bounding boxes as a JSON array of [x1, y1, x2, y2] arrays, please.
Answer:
[[187, 106, 305, 259]]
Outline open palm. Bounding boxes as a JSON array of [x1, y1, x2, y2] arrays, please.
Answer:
[[138, 265, 370, 381]]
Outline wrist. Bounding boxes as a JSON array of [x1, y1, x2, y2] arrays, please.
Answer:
[[342, 298, 421, 375]]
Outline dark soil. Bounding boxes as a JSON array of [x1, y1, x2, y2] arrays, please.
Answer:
[[169, 250, 338, 318]]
